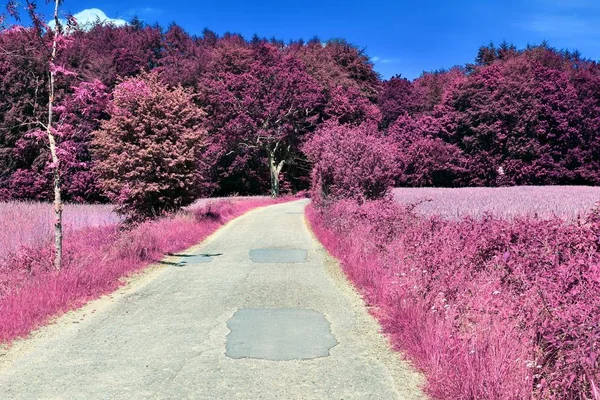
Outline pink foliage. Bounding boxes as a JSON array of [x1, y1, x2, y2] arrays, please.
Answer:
[[389, 114, 468, 187], [324, 85, 381, 125], [291, 38, 380, 101], [199, 41, 324, 195], [304, 122, 397, 204], [308, 199, 600, 399], [378, 74, 414, 128], [6, 79, 109, 202], [0, 196, 291, 343], [93, 72, 207, 222]]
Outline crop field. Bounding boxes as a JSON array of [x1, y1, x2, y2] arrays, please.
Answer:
[[0, 196, 267, 262], [393, 186, 600, 221], [0, 202, 118, 262]]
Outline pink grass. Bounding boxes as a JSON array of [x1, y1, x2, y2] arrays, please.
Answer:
[[0, 196, 292, 344], [0, 202, 119, 261], [307, 199, 600, 399], [393, 186, 600, 221]]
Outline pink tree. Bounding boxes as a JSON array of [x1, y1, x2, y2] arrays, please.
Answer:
[[303, 122, 397, 205], [9, 79, 109, 202], [200, 42, 324, 197], [2, 0, 74, 269], [378, 74, 414, 128], [388, 114, 469, 187], [93, 73, 206, 223], [291, 38, 380, 101], [439, 55, 586, 185], [0, 27, 49, 195], [158, 23, 208, 87], [410, 67, 465, 115], [63, 22, 162, 87], [290, 38, 381, 126]]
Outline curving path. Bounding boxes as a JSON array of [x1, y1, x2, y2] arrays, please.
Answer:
[[0, 199, 425, 399]]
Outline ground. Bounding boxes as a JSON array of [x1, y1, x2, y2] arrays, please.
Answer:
[[0, 200, 425, 399]]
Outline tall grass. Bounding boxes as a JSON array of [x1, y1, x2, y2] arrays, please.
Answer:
[[0, 196, 287, 344], [308, 198, 599, 399]]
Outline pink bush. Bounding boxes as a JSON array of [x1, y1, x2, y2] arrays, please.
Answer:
[[0, 196, 291, 343], [307, 199, 599, 399], [303, 122, 397, 205]]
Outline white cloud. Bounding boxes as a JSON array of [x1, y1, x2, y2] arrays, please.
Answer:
[[371, 56, 399, 64], [49, 8, 127, 31]]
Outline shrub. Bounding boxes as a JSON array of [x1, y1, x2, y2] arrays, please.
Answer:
[[93, 72, 206, 223], [303, 122, 397, 205]]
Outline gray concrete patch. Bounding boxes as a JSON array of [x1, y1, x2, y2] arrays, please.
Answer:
[[225, 308, 338, 360], [178, 255, 213, 265], [249, 248, 307, 263]]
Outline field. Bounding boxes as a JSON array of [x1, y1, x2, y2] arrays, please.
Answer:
[[0, 202, 118, 262], [393, 186, 600, 221]]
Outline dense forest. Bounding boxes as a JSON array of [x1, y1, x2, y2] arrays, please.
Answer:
[[2, 20, 600, 206]]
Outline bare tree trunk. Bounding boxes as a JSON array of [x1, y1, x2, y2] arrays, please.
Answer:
[[48, 0, 63, 270], [268, 151, 285, 198]]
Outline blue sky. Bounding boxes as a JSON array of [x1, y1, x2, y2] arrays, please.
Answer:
[[44, 0, 600, 80]]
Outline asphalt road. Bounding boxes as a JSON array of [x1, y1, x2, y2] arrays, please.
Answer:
[[0, 199, 426, 399]]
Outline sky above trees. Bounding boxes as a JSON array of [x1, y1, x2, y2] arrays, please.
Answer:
[[32, 0, 600, 80]]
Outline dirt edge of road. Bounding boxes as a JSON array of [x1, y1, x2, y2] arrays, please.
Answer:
[[304, 215, 428, 399]]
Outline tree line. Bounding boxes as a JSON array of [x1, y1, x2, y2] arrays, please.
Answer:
[[2, 19, 600, 214]]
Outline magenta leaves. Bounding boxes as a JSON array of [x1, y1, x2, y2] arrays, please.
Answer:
[[308, 199, 600, 399], [303, 121, 397, 205]]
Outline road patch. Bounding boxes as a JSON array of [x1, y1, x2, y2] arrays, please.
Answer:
[[249, 248, 307, 263], [225, 308, 337, 360]]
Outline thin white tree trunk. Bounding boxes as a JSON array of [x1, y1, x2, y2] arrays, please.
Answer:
[[48, 0, 62, 270], [268, 151, 285, 198]]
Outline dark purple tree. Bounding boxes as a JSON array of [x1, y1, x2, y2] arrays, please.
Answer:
[[440, 55, 588, 185], [378, 74, 414, 128], [388, 115, 469, 187], [200, 42, 324, 197], [158, 23, 207, 87]]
